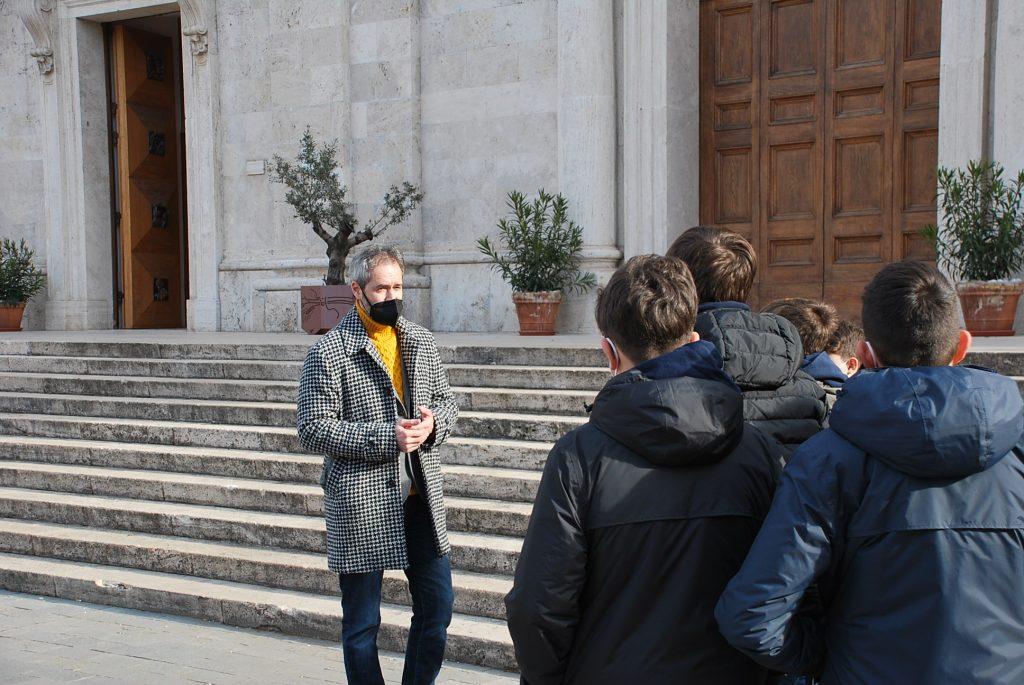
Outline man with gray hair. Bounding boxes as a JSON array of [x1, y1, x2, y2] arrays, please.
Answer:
[[297, 244, 460, 685]]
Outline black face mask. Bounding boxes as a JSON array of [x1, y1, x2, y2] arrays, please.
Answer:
[[362, 295, 403, 327]]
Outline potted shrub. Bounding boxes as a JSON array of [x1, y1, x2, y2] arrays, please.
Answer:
[[478, 189, 596, 335], [272, 128, 423, 334], [923, 160, 1024, 336], [0, 239, 46, 332]]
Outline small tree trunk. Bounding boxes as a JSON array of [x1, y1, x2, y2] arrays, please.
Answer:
[[325, 240, 347, 285]]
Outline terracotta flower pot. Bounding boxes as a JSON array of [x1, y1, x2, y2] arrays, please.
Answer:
[[0, 303, 27, 332], [957, 281, 1024, 337], [512, 291, 562, 336], [301, 284, 355, 335]]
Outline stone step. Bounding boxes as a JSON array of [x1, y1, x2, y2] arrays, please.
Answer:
[[0, 415, 553, 468], [448, 363, 606, 391], [0, 463, 534, 536], [0, 552, 516, 671], [0, 340, 606, 368], [0, 393, 587, 442], [454, 386, 594, 415], [0, 519, 512, 621], [0, 354, 303, 381], [0, 488, 523, 576], [0, 371, 297, 403], [0, 373, 594, 416], [0, 356, 607, 393]]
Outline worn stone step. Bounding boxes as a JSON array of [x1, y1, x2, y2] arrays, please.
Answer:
[[0, 435, 548, 485], [0, 519, 512, 621], [0, 393, 586, 442], [0, 415, 554, 468], [0, 463, 534, 536], [0, 412, 302, 453], [0, 552, 516, 671], [0, 354, 303, 381], [0, 373, 592, 416], [453, 386, 594, 415], [0, 341, 312, 362], [0, 488, 523, 575], [438, 345, 605, 368], [448, 363, 606, 391], [0, 435, 322, 482], [0, 372, 297, 403], [0, 339, 605, 368], [0, 438, 541, 503]]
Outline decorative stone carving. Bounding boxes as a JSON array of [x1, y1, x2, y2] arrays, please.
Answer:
[[179, 0, 210, 60], [15, 0, 56, 77]]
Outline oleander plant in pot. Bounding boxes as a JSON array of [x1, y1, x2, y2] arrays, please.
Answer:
[[272, 127, 423, 334], [478, 189, 596, 335], [0, 239, 46, 332], [923, 159, 1024, 336]]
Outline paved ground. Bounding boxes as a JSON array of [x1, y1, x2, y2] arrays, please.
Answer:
[[0, 591, 518, 685]]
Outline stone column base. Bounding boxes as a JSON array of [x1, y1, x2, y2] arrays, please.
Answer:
[[45, 300, 113, 331]]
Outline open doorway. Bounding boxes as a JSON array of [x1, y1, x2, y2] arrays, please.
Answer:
[[106, 13, 189, 329]]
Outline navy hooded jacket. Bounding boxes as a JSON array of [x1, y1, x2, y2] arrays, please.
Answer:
[[506, 341, 781, 684], [715, 365, 1024, 684]]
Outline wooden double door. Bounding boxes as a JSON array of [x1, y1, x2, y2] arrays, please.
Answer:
[[699, 0, 941, 316]]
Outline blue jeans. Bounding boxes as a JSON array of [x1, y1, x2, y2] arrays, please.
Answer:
[[338, 495, 454, 685]]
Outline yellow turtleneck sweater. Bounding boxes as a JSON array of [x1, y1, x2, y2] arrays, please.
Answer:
[[356, 300, 405, 403], [357, 301, 415, 495]]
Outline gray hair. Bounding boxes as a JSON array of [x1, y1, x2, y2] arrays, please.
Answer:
[[349, 244, 406, 287]]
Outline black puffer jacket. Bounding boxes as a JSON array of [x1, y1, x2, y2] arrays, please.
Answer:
[[695, 303, 827, 454], [505, 341, 781, 685]]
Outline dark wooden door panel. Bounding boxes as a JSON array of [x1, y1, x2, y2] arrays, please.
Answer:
[[700, 0, 940, 319], [759, 0, 824, 298]]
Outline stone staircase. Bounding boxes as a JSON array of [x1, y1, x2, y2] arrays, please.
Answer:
[[0, 337, 606, 674]]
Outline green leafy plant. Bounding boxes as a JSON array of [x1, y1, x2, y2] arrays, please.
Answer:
[[477, 190, 596, 294], [922, 160, 1024, 282], [0, 239, 46, 306], [272, 127, 423, 285]]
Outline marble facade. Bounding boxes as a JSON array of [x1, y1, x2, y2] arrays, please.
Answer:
[[2, 1, 1022, 332]]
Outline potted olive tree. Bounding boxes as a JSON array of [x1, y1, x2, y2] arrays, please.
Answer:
[[0, 239, 46, 332], [478, 189, 595, 335], [272, 128, 423, 334], [923, 160, 1024, 336]]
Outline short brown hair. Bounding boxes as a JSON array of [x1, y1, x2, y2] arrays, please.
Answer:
[[762, 298, 840, 355], [862, 260, 961, 367], [595, 255, 699, 362], [667, 226, 757, 303], [829, 320, 862, 359]]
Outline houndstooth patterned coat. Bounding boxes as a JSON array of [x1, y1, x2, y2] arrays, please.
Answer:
[[297, 307, 459, 574]]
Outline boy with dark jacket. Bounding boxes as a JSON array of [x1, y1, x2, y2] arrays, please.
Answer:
[[668, 227, 828, 455], [715, 261, 1024, 684], [505, 255, 781, 685], [762, 299, 862, 409]]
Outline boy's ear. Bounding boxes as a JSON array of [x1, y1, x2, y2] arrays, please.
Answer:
[[844, 355, 861, 376], [950, 329, 973, 366], [689, 330, 700, 343], [857, 340, 881, 369], [600, 337, 618, 372]]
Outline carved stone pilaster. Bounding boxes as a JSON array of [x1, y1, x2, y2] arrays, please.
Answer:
[[179, 0, 211, 61], [15, 0, 56, 79]]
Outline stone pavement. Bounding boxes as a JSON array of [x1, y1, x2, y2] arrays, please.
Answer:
[[0, 591, 518, 685]]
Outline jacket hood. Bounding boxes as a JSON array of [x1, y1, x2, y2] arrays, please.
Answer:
[[829, 365, 1024, 478], [802, 351, 847, 388], [590, 341, 744, 467], [694, 308, 804, 389]]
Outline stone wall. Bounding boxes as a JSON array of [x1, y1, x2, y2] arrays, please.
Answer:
[[418, 0, 559, 333], [0, 4, 47, 330], [215, 0, 352, 332]]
